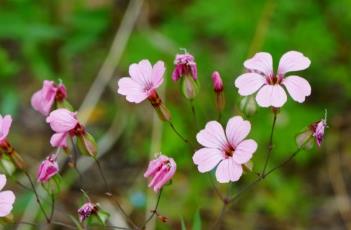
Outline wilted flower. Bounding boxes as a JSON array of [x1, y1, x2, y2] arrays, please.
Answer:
[[172, 53, 197, 81], [0, 174, 15, 217], [37, 154, 59, 183], [144, 154, 176, 192], [235, 51, 311, 108], [172, 52, 199, 99], [193, 116, 257, 183], [78, 202, 98, 222], [312, 119, 327, 147], [31, 80, 67, 116]]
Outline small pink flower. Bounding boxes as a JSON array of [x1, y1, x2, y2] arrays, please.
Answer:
[[37, 154, 59, 182], [212, 71, 223, 92], [31, 80, 67, 116], [235, 51, 311, 108], [193, 116, 257, 183], [0, 115, 12, 145], [144, 154, 176, 192], [172, 53, 197, 81], [78, 202, 98, 222], [117, 60, 165, 103], [311, 119, 327, 147], [0, 174, 16, 217], [46, 109, 80, 148]]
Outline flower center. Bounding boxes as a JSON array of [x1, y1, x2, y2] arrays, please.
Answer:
[[267, 74, 283, 85], [224, 145, 235, 158]]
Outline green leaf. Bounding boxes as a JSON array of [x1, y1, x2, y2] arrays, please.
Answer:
[[180, 216, 187, 230]]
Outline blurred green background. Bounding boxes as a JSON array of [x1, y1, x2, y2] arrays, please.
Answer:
[[1, 0, 351, 229]]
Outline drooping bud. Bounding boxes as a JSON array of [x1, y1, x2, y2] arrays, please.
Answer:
[[144, 154, 176, 192], [37, 154, 59, 183], [296, 112, 327, 148]]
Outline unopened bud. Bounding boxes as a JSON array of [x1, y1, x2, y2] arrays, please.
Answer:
[[77, 132, 97, 157]]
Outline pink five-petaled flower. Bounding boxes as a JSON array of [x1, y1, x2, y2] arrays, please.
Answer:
[[172, 53, 197, 81], [78, 202, 98, 222], [144, 154, 176, 192], [0, 174, 15, 217], [0, 115, 12, 145], [37, 154, 59, 183], [235, 51, 311, 108], [117, 59, 165, 104], [193, 116, 257, 183], [31, 80, 67, 116], [46, 109, 81, 148]]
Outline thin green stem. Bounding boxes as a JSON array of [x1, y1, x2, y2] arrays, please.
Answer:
[[49, 193, 55, 222], [140, 189, 163, 229], [23, 170, 50, 223], [168, 121, 194, 150], [262, 112, 277, 175]]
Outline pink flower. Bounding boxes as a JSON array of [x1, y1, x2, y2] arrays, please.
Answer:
[[117, 60, 165, 103], [78, 202, 98, 222], [0, 115, 12, 144], [31, 80, 67, 116], [144, 154, 176, 192], [311, 119, 327, 147], [235, 51, 311, 108], [46, 109, 80, 148], [37, 154, 59, 182], [172, 53, 197, 81], [212, 71, 223, 92], [193, 116, 257, 183], [0, 174, 15, 217]]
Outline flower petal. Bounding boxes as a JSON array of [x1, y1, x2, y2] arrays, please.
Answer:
[[117, 77, 148, 103], [255, 85, 287, 108], [193, 148, 223, 173], [0, 174, 6, 190], [244, 52, 273, 76], [232, 139, 257, 164], [129, 59, 153, 87], [234, 73, 266, 96], [0, 115, 12, 142], [151, 61, 165, 89], [196, 121, 227, 149], [282, 76, 311, 103], [0, 190, 15, 217], [215, 158, 243, 183], [278, 51, 311, 75], [225, 116, 251, 147], [50, 133, 69, 148]]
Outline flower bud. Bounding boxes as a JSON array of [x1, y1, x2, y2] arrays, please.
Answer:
[[78, 202, 98, 222], [211, 71, 223, 93], [37, 154, 59, 183], [296, 117, 327, 148], [240, 96, 257, 116], [77, 132, 97, 157], [181, 75, 199, 99], [144, 154, 176, 192], [172, 53, 197, 81]]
